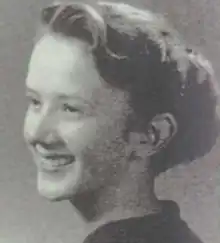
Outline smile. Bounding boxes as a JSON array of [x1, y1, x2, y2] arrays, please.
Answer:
[[33, 144, 75, 171], [35, 151, 75, 172]]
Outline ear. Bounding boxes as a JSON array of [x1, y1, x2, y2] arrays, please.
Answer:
[[149, 113, 178, 151], [128, 113, 178, 159]]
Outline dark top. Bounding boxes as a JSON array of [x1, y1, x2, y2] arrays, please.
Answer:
[[83, 201, 204, 243]]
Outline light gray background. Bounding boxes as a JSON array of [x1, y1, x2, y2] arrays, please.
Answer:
[[0, 0, 219, 243]]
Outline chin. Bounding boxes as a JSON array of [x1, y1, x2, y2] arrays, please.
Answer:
[[36, 170, 80, 202], [35, 157, 83, 201], [38, 187, 67, 202]]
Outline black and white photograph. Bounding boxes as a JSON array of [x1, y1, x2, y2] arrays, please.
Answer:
[[0, 1, 220, 243]]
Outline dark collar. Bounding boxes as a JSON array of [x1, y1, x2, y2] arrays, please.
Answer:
[[83, 200, 203, 243]]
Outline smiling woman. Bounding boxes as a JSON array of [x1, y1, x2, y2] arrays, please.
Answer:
[[23, 1, 220, 243]]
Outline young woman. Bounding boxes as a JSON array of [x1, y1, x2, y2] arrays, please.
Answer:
[[23, 2, 219, 242]]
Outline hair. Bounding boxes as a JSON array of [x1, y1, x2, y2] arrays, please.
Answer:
[[37, 1, 220, 175]]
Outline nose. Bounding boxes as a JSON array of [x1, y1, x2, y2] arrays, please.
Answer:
[[24, 111, 61, 149]]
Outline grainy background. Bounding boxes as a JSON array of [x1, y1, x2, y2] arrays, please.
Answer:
[[0, 0, 219, 243]]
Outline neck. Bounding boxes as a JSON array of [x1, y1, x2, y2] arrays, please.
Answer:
[[70, 159, 161, 237]]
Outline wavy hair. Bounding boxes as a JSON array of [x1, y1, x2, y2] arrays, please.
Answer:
[[36, 1, 220, 175]]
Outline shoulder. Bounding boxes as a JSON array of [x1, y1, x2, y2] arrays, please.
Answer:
[[83, 201, 204, 243]]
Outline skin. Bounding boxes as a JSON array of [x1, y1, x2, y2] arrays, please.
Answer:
[[24, 33, 176, 236], [24, 33, 131, 199]]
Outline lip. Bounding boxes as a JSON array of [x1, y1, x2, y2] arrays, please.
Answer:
[[33, 145, 75, 171], [35, 144, 73, 158], [36, 154, 75, 172], [40, 154, 75, 160]]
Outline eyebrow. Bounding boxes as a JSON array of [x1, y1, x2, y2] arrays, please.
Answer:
[[25, 87, 94, 107], [25, 88, 38, 96]]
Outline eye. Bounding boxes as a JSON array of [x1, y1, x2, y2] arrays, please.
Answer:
[[30, 97, 41, 106], [63, 103, 81, 113], [26, 95, 42, 110]]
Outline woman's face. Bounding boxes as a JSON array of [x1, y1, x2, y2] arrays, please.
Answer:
[[23, 34, 130, 201]]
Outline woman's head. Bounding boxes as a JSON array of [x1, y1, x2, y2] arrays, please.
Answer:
[[24, 1, 219, 201]]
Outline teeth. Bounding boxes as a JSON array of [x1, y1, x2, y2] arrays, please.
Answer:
[[39, 157, 74, 170]]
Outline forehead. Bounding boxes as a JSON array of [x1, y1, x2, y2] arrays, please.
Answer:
[[30, 34, 82, 71], [27, 34, 102, 94]]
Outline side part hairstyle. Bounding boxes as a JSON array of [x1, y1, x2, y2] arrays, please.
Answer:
[[37, 1, 220, 175]]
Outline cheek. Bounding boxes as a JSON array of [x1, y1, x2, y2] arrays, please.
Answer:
[[23, 111, 34, 140], [57, 119, 99, 153]]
